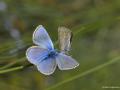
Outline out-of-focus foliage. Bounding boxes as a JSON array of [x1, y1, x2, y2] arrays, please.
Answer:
[[0, 0, 120, 90]]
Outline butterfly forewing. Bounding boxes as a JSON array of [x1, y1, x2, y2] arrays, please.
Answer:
[[58, 27, 73, 54], [26, 46, 49, 65], [33, 25, 54, 50]]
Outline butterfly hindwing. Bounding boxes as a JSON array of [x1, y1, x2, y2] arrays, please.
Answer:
[[56, 53, 79, 70], [33, 25, 54, 50], [37, 57, 57, 75]]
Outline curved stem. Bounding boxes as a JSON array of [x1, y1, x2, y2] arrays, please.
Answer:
[[0, 66, 24, 74], [0, 57, 26, 70]]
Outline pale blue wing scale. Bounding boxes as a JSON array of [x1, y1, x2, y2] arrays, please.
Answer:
[[56, 53, 79, 70], [26, 46, 49, 65], [37, 58, 56, 75], [33, 25, 54, 50]]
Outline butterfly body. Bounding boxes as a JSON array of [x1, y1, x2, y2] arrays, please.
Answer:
[[48, 50, 58, 57], [43, 50, 58, 61], [26, 25, 79, 75]]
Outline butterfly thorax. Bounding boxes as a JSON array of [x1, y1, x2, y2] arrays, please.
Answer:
[[47, 49, 58, 58], [40, 50, 58, 62]]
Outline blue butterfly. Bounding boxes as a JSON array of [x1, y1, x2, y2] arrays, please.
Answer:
[[26, 25, 79, 75]]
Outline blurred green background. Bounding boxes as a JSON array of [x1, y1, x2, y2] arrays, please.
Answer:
[[0, 0, 120, 90]]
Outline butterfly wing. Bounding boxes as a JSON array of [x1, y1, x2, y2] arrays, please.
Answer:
[[26, 46, 49, 65], [56, 53, 79, 70], [33, 25, 54, 50], [37, 58, 56, 75], [58, 27, 72, 54]]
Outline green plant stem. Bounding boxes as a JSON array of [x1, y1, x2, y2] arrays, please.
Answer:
[[0, 66, 24, 74], [46, 56, 120, 90], [0, 57, 26, 70]]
